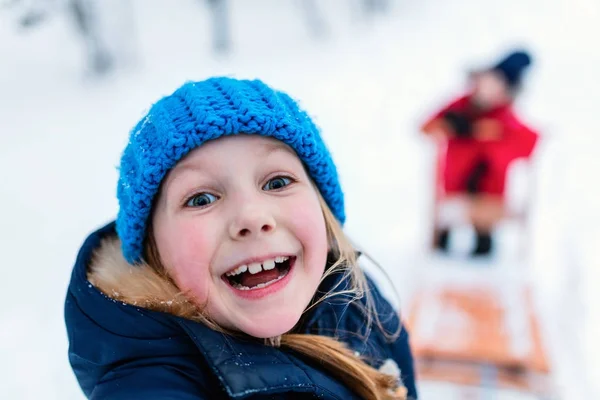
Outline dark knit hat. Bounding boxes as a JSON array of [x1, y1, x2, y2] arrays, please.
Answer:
[[116, 77, 345, 264], [490, 50, 532, 88]]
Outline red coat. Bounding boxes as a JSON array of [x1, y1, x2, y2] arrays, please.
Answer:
[[422, 95, 539, 197]]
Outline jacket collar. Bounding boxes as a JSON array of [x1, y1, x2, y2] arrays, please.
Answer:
[[177, 318, 326, 398]]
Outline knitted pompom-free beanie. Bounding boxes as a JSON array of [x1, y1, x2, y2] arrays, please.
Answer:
[[116, 77, 345, 264]]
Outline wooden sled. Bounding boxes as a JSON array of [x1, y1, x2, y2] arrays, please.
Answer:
[[407, 283, 556, 398]]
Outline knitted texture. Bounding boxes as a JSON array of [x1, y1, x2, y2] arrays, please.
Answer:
[[116, 77, 345, 264]]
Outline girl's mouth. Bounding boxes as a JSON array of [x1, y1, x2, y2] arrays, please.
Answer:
[[222, 256, 295, 291]]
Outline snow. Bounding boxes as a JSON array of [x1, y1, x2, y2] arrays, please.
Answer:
[[1, 0, 598, 398]]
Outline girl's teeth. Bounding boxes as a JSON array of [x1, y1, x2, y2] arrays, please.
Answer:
[[248, 263, 262, 274], [226, 264, 247, 276], [227, 256, 290, 276], [262, 259, 275, 270]]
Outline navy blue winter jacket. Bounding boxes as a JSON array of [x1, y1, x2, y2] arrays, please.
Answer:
[[65, 222, 417, 399]]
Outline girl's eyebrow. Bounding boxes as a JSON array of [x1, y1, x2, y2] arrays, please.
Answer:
[[261, 141, 296, 158], [163, 162, 207, 196]]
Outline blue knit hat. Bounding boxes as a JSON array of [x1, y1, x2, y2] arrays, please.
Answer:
[[116, 77, 345, 264], [491, 50, 532, 88]]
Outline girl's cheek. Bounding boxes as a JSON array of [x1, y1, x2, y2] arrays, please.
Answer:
[[297, 197, 327, 238], [290, 195, 328, 266], [171, 258, 213, 304], [165, 230, 216, 304]]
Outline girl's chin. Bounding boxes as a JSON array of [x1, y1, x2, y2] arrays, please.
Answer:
[[236, 313, 302, 339]]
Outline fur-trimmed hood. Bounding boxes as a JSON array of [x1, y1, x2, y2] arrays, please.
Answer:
[[87, 233, 201, 321], [64, 222, 418, 399]]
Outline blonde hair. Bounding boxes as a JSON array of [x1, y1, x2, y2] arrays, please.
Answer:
[[145, 192, 406, 400]]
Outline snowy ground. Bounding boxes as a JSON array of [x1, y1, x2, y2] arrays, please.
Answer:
[[0, 0, 598, 398]]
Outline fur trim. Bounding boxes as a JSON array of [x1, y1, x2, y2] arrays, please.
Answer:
[[88, 236, 203, 321]]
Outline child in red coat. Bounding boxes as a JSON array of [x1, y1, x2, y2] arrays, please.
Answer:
[[422, 50, 539, 256]]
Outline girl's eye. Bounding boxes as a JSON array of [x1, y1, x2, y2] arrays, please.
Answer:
[[263, 176, 292, 191], [186, 193, 218, 208]]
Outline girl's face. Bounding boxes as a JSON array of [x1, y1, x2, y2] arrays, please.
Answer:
[[472, 71, 511, 109], [152, 135, 329, 338]]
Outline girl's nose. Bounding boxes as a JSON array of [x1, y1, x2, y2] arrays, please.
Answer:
[[229, 205, 276, 240]]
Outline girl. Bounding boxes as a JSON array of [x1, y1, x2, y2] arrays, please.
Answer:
[[65, 77, 417, 399]]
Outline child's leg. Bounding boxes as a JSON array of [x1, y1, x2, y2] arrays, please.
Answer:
[[472, 229, 493, 256], [434, 228, 450, 251]]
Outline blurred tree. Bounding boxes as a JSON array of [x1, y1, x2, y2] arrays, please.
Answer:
[[361, 0, 390, 14], [68, 0, 113, 75], [299, 0, 328, 38], [205, 0, 231, 54], [6, 0, 119, 76]]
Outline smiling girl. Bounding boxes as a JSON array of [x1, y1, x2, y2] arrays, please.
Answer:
[[65, 77, 417, 399]]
